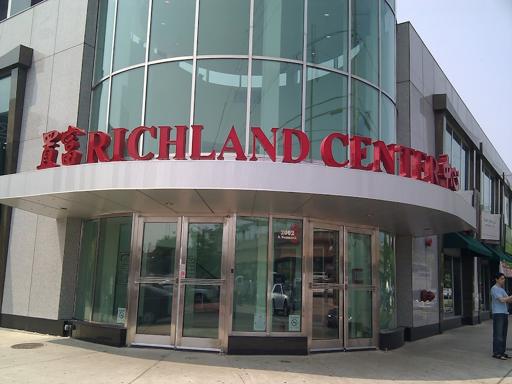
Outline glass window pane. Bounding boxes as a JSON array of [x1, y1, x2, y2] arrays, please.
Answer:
[[9, 0, 30, 16], [348, 289, 372, 338], [348, 232, 372, 285], [460, 145, 468, 190], [306, 68, 348, 163], [352, 80, 378, 139], [198, 0, 249, 55], [94, 0, 116, 81], [307, 0, 348, 71], [136, 283, 173, 335], [380, 94, 396, 143], [182, 285, 220, 338], [250, 60, 302, 156], [113, 0, 149, 71], [140, 222, 177, 278], [149, 0, 195, 60], [443, 255, 453, 313], [313, 229, 339, 283], [443, 126, 452, 156], [452, 135, 461, 175], [145, 61, 192, 154], [351, 0, 378, 84], [379, 232, 396, 330], [253, 0, 303, 61], [233, 217, 268, 332], [271, 218, 302, 332], [92, 217, 132, 324], [0, 76, 9, 176], [186, 223, 223, 279], [90, 81, 109, 132], [109, 68, 144, 133], [74, 220, 99, 321], [380, 1, 395, 99], [312, 289, 340, 339], [193, 59, 248, 154]]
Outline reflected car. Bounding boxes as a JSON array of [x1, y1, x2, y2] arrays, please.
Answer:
[[272, 283, 290, 316], [327, 308, 339, 328]]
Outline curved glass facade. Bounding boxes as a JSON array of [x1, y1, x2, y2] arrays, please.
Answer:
[[91, 0, 396, 160]]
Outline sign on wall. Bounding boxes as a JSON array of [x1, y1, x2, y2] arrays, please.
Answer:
[[480, 211, 501, 241], [35, 124, 461, 191]]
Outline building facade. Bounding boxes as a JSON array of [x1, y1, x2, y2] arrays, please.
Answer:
[[0, 0, 510, 354]]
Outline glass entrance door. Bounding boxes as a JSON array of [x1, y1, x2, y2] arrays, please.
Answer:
[[129, 217, 227, 350], [131, 218, 181, 346], [345, 227, 378, 348], [175, 218, 227, 350], [310, 225, 344, 351]]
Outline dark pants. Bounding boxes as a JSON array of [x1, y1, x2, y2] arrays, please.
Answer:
[[493, 313, 509, 356]]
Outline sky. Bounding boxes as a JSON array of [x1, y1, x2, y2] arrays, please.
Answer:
[[396, 0, 512, 172]]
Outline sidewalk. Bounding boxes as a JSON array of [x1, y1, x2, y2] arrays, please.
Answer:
[[0, 320, 511, 384]]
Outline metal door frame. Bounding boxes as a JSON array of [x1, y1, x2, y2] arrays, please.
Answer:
[[307, 221, 344, 351], [127, 215, 182, 347], [344, 226, 379, 349], [175, 216, 230, 351]]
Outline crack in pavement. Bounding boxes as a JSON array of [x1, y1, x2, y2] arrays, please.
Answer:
[[128, 352, 171, 384]]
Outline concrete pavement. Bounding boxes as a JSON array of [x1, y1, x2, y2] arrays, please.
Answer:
[[0, 320, 512, 383]]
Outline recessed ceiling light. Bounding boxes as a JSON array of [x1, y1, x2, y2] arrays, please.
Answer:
[[324, 13, 330, 17]]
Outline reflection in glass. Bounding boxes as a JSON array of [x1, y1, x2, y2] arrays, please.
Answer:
[[183, 285, 220, 338], [233, 217, 268, 332], [253, 0, 303, 60], [443, 255, 453, 313], [381, 1, 396, 99], [0, 76, 9, 176], [92, 217, 132, 324], [186, 223, 223, 279], [140, 223, 177, 277], [198, 0, 250, 55], [193, 59, 248, 154], [136, 283, 173, 335], [90, 81, 109, 132], [312, 289, 340, 340], [352, 80, 378, 141], [271, 219, 302, 332], [351, 0, 378, 84], [348, 289, 372, 339], [150, 0, 195, 60], [109, 68, 144, 133], [313, 229, 339, 284], [144, 61, 192, 154], [251, 60, 302, 157], [380, 94, 396, 144], [307, 0, 348, 71], [348, 232, 372, 285], [306, 68, 348, 162], [113, 0, 149, 71], [9, 0, 31, 16], [94, 0, 116, 81], [74, 220, 99, 321], [379, 232, 396, 330]]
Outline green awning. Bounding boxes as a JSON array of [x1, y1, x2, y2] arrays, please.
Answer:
[[443, 232, 494, 258], [483, 244, 512, 264]]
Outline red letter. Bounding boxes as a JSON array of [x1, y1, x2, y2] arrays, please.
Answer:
[[411, 150, 426, 180], [37, 130, 62, 169], [217, 126, 247, 160], [349, 135, 372, 170], [372, 140, 396, 174], [396, 146, 414, 177], [87, 132, 111, 163], [127, 126, 156, 160], [190, 125, 216, 160], [423, 156, 439, 185], [282, 128, 310, 163], [437, 154, 451, 189], [111, 128, 128, 161], [157, 125, 188, 160], [320, 133, 349, 167], [250, 127, 279, 161]]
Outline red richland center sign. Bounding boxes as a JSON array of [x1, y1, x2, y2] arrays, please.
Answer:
[[36, 124, 460, 191]]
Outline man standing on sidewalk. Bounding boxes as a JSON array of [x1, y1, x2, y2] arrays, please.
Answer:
[[491, 273, 512, 360]]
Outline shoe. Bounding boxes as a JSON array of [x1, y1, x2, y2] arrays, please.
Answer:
[[503, 353, 512, 359], [493, 354, 508, 360]]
